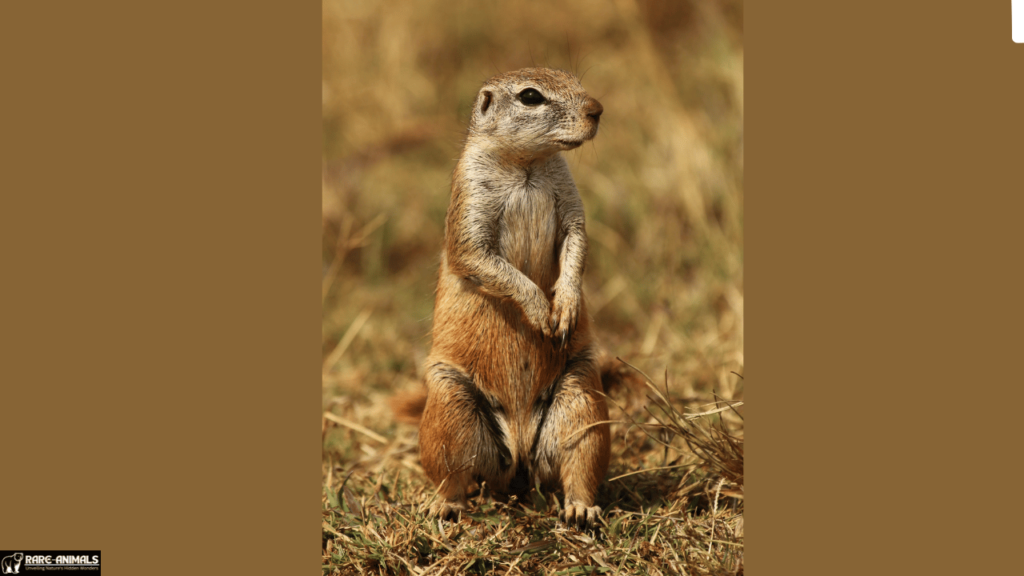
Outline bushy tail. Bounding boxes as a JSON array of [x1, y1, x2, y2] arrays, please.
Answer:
[[598, 357, 647, 397], [390, 389, 429, 424]]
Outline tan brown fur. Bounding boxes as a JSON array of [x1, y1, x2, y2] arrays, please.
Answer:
[[415, 68, 609, 528], [393, 359, 643, 423]]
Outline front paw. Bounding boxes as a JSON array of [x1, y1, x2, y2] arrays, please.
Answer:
[[523, 288, 554, 338], [549, 284, 580, 347]]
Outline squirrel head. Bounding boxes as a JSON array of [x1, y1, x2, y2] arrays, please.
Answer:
[[468, 68, 603, 162]]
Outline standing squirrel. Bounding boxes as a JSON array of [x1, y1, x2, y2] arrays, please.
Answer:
[[404, 68, 610, 528]]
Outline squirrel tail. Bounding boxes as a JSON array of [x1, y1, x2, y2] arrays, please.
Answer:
[[390, 389, 429, 424], [598, 357, 647, 397], [598, 356, 638, 397]]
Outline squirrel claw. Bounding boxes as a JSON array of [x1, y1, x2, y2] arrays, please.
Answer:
[[560, 503, 602, 529]]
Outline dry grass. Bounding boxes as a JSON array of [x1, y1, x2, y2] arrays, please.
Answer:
[[322, 0, 743, 573]]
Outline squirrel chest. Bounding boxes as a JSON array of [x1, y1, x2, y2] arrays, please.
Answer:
[[497, 179, 563, 292]]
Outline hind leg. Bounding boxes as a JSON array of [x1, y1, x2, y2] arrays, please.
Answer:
[[419, 361, 512, 519], [533, 349, 610, 528]]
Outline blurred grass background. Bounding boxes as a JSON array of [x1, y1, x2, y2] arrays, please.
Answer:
[[322, 1, 743, 571], [323, 0, 742, 407]]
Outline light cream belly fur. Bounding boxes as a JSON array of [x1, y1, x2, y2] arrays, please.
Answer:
[[498, 184, 561, 293]]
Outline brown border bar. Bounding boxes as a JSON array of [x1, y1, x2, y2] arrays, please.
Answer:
[[0, 1, 321, 573], [749, 1, 1023, 574]]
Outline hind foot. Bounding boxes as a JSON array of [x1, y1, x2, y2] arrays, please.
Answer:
[[429, 497, 468, 521], [560, 502, 602, 529]]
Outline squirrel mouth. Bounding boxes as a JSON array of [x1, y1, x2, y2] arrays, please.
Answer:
[[557, 139, 585, 149]]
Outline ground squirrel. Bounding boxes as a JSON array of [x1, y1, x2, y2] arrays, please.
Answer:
[[409, 68, 610, 528]]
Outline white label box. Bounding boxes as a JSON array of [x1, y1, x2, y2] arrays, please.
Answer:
[[1015, 0, 1024, 42]]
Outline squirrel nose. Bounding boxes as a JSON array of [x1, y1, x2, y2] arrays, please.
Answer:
[[585, 98, 603, 121]]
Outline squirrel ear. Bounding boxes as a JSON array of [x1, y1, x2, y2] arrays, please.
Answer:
[[478, 90, 493, 116]]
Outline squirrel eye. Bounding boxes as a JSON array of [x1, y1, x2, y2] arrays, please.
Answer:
[[518, 88, 546, 105]]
